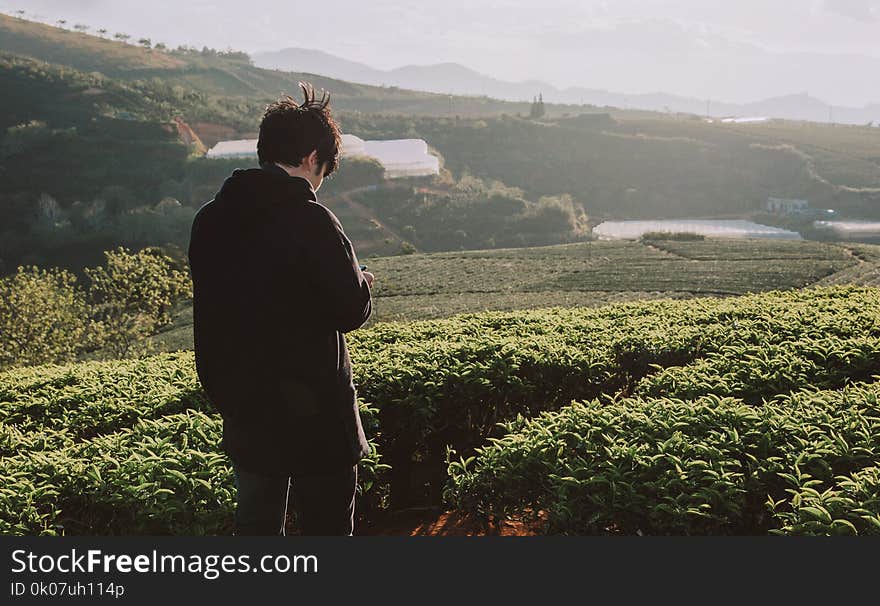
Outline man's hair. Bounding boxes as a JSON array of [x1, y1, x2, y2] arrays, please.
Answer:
[[257, 82, 342, 176]]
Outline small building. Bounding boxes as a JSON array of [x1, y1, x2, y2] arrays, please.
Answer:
[[766, 197, 809, 215]]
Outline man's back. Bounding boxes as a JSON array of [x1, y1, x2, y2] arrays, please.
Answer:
[[188, 163, 372, 477]]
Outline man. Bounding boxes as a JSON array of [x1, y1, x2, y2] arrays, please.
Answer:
[[188, 82, 374, 536]]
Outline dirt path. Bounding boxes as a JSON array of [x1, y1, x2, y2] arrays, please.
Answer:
[[339, 190, 407, 246], [808, 243, 880, 287]]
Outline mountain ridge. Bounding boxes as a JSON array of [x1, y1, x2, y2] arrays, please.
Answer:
[[254, 47, 880, 126]]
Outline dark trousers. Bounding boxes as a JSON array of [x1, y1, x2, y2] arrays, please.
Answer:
[[232, 463, 357, 536]]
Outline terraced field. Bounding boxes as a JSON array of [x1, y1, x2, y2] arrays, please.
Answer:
[[3, 286, 880, 535], [147, 238, 868, 351]]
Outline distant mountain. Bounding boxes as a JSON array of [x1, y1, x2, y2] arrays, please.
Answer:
[[253, 47, 386, 85], [253, 48, 538, 99], [254, 47, 880, 126], [0, 15, 555, 120]]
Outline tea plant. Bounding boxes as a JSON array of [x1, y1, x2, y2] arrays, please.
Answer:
[[447, 383, 880, 535], [2, 286, 880, 532]]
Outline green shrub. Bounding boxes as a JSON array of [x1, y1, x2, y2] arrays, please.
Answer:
[[446, 382, 880, 535], [0, 266, 98, 370], [635, 335, 880, 403], [85, 247, 191, 358], [0, 353, 209, 439], [0, 411, 230, 535], [0, 353, 385, 534], [2, 286, 880, 533], [768, 466, 880, 536]]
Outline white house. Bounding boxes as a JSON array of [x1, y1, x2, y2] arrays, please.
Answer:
[[766, 197, 809, 214]]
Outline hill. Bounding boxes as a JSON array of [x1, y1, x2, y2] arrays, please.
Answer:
[[4, 12, 880, 279], [0, 52, 583, 273], [0, 14, 586, 119], [253, 47, 880, 126], [342, 112, 880, 220]]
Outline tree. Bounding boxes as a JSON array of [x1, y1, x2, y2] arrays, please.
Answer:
[[15, 9, 25, 19], [528, 94, 546, 119], [56, 19, 67, 29], [0, 266, 97, 370], [398, 241, 417, 255], [85, 247, 191, 358], [74, 23, 89, 33], [98, 28, 108, 37], [97, 184, 137, 215], [114, 32, 130, 42], [138, 38, 152, 49], [32, 193, 70, 243]]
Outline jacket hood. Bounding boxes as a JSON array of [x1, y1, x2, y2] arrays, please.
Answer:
[[215, 166, 317, 213]]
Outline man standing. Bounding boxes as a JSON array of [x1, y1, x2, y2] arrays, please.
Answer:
[[188, 83, 374, 536]]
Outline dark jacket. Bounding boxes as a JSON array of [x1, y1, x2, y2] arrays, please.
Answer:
[[187, 163, 372, 475]]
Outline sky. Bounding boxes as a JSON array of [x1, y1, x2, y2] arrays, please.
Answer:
[[3, 0, 879, 106]]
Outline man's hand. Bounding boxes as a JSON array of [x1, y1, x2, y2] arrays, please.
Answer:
[[363, 271, 375, 287]]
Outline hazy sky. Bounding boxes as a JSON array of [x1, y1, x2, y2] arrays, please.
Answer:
[[4, 0, 879, 105]]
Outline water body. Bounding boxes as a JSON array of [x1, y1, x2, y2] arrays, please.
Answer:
[[814, 221, 880, 238], [593, 220, 802, 240]]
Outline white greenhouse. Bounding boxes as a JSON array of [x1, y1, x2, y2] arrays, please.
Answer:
[[205, 134, 440, 179], [341, 135, 440, 179], [205, 139, 258, 159], [593, 220, 802, 240], [719, 117, 770, 124]]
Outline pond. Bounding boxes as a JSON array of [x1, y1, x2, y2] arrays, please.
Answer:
[[813, 221, 880, 239], [593, 220, 802, 240]]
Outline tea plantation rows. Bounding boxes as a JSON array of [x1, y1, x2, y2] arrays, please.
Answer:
[[147, 238, 862, 351], [2, 286, 879, 534]]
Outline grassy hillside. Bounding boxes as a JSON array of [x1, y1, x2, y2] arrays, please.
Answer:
[[0, 53, 193, 191], [342, 113, 880, 220], [5, 12, 880, 281], [0, 14, 591, 273], [5, 13, 880, 216]]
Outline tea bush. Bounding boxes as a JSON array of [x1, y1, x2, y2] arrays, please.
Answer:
[[446, 384, 880, 535], [2, 286, 880, 533]]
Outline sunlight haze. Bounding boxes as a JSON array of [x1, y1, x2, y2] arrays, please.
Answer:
[[4, 0, 879, 106]]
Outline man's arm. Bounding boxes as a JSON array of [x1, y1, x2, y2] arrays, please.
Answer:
[[302, 204, 372, 333]]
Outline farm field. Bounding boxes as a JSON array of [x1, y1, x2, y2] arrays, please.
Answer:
[[2, 286, 880, 535], [146, 238, 865, 352], [4, 6, 880, 542]]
